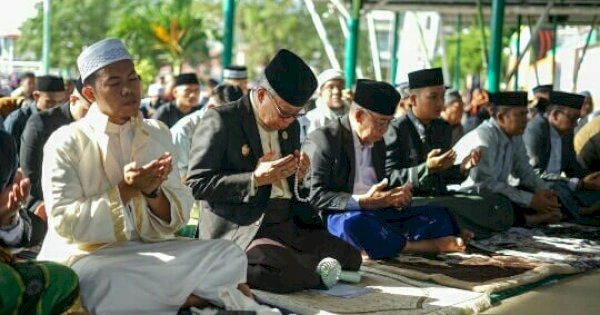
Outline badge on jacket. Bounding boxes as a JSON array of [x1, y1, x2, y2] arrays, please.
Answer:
[[282, 131, 288, 140], [242, 144, 251, 157]]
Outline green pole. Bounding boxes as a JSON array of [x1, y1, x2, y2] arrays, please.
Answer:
[[475, 0, 489, 70], [222, 0, 235, 70], [487, 0, 505, 93], [390, 12, 402, 85], [453, 14, 462, 90], [551, 15, 558, 85], [42, 0, 51, 74], [344, 0, 362, 89], [514, 14, 521, 90]]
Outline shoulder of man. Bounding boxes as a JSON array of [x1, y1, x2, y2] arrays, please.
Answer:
[[390, 114, 410, 129], [44, 121, 91, 156]]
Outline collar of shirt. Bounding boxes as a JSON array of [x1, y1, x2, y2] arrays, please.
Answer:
[[84, 103, 141, 135], [489, 118, 511, 146], [407, 107, 428, 141], [28, 102, 39, 114]]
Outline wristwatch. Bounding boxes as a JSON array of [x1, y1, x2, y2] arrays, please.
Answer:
[[142, 186, 161, 198]]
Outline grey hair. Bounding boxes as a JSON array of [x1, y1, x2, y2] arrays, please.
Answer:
[[256, 75, 279, 98]]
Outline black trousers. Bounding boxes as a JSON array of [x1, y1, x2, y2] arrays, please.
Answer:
[[246, 200, 361, 293]]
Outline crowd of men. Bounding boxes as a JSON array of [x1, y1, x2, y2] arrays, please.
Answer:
[[1, 37, 600, 314]]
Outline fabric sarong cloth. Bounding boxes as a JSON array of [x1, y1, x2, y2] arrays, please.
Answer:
[[0, 260, 79, 315], [327, 206, 461, 259]]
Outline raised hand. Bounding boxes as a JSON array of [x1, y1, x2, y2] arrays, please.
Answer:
[[0, 170, 30, 225], [426, 149, 456, 173], [253, 151, 298, 187], [123, 152, 173, 196], [294, 150, 310, 182], [460, 148, 481, 175], [359, 179, 413, 210], [582, 171, 600, 190]]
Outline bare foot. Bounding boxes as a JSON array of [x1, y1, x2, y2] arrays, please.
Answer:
[[525, 212, 562, 226], [434, 236, 467, 253], [182, 294, 210, 309], [460, 229, 475, 244], [237, 283, 253, 299]]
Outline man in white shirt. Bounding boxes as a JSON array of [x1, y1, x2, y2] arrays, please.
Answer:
[[40, 38, 275, 315]]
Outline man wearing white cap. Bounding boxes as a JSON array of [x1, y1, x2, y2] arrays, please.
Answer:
[[39, 38, 275, 314], [304, 69, 349, 139], [223, 65, 249, 95]]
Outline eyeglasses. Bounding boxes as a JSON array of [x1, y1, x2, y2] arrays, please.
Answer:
[[364, 110, 392, 128], [264, 90, 304, 119]]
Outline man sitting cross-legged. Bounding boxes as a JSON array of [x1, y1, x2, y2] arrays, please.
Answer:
[[303, 79, 472, 260]]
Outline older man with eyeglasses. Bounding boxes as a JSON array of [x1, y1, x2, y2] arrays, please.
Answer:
[[187, 49, 361, 294], [303, 79, 472, 259], [523, 91, 600, 218]]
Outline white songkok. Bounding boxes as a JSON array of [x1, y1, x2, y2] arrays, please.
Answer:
[[77, 38, 133, 82], [316, 69, 344, 90], [223, 66, 247, 80]]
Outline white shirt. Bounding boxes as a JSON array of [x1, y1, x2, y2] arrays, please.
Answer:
[[346, 118, 377, 210], [93, 106, 139, 239], [249, 91, 292, 199]]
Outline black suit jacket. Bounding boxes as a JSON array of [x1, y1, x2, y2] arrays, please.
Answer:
[[302, 115, 386, 212], [384, 114, 463, 195], [20, 103, 74, 209], [186, 95, 309, 247], [151, 101, 199, 128], [4, 102, 38, 152], [523, 114, 586, 179]]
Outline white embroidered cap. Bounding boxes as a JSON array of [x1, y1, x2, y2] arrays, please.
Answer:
[[77, 38, 133, 82], [316, 69, 344, 90], [223, 65, 247, 80]]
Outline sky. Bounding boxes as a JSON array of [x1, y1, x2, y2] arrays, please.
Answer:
[[0, 0, 39, 35]]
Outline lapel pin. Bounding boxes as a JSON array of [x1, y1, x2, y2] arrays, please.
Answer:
[[282, 131, 288, 140], [241, 144, 250, 157]]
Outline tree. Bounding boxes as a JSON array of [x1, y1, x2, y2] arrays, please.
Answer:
[[110, 0, 218, 75], [434, 25, 510, 91], [15, 0, 119, 76]]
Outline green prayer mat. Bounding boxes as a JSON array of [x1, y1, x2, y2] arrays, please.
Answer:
[[0, 261, 79, 315], [176, 200, 201, 238]]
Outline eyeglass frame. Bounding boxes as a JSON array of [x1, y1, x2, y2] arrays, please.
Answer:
[[362, 108, 392, 128], [262, 88, 305, 119]]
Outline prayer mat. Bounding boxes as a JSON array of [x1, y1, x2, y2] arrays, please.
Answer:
[[363, 223, 600, 293], [253, 267, 491, 315]]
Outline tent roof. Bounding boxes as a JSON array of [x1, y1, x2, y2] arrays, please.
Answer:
[[359, 0, 599, 25]]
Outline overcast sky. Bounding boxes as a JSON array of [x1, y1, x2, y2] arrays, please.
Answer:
[[0, 0, 39, 35]]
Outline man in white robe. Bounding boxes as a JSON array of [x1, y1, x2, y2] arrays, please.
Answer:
[[39, 38, 276, 315]]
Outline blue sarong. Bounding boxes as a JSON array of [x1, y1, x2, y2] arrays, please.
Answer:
[[327, 205, 460, 259]]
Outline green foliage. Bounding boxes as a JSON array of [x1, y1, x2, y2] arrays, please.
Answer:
[[15, 0, 374, 84], [434, 25, 510, 90], [15, 0, 118, 75], [110, 0, 218, 74], [236, 0, 373, 80]]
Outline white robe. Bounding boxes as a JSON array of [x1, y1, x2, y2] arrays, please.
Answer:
[[40, 104, 278, 314]]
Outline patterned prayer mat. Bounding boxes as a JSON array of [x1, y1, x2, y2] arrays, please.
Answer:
[[363, 223, 600, 293], [253, 268, 491, 315]]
